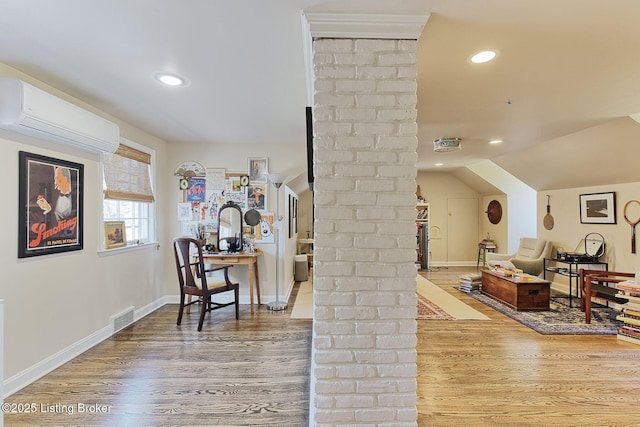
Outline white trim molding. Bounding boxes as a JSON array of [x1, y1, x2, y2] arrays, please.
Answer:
[[302, 12, 429, 40], [300, 11, 430, 108]]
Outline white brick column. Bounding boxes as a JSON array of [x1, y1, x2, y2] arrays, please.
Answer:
[[309, 35, 420, 426]]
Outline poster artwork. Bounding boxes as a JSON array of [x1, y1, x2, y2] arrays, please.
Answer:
[[19, 152, 84, 258]]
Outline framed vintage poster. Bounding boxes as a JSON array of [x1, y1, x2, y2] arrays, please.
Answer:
[[104, 221, 127, 249], [18, 151, 84, 258], [248, 157, 268, 183], [247, 183, 267, 211], [579, 192, 617, 224]]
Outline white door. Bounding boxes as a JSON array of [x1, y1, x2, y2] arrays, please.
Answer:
[[447, 198, 479, 264]]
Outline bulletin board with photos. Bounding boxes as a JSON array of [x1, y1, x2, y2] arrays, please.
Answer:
[[176, 158, 275, 244]]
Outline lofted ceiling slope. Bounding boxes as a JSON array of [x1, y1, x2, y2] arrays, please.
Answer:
[[1, 0, 640, 193]]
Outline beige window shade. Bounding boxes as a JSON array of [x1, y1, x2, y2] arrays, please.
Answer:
[[104, 144, 155, 202]]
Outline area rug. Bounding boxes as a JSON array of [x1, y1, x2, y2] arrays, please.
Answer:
[[417, 293, 455, 320], [464, 290, 619, 335], [291, 276, 489, 321], [290, 280, 313, 319], [416, 275, 489, 320]]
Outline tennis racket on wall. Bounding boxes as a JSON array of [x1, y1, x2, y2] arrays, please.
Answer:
[[623, 200, 640, 254]]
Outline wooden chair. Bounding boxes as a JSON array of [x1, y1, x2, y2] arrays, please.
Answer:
[[173, 237, 239, 331], [579, 269, 634, 324]]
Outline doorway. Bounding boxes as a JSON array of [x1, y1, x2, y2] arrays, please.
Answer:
[[447, 198, 478, 264]]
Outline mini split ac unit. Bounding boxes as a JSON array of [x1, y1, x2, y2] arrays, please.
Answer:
[[0, 77, 119, 153]]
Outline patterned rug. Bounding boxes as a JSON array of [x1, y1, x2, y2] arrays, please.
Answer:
[[417, 293, 455, 320], [464, 290, 619, 335]]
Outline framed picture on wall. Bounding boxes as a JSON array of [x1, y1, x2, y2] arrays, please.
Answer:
[[248, 157, 268, 183], [104, 221, 127, 249], [247, 183, 267, 211], [579, 192, 617, 224], [18, 151, 84, 258]]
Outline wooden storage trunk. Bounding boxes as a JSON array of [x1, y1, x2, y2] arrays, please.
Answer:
[[481, 270, 550, 311]]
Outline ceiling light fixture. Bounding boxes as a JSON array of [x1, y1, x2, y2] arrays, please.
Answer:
[[153, 72, 188, 87], [433, 138, 462, 152], [469, 50, 498, 64], [489, 139, 502, 144]]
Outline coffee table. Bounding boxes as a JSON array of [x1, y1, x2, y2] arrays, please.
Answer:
[[481, 269, 550, 311]]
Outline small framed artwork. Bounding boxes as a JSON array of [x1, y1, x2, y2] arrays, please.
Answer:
[[288, 194, 294, 238], [248, 157, 268, 182], [255, 212, 275, 244], [579, 192, 617, 224], [294, 197, 298, 233], [104, 221, 127, 249], [18, 151, 84, 258], [247, 183, 267, 211]]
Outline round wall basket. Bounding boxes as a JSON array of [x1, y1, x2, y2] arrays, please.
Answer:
[[486, 200, 502, 224]]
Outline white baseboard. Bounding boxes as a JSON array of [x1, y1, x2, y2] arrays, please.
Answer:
[[4, 296, 168, 398], [428, 261, 478, 268], [4, 278, 298, 398]]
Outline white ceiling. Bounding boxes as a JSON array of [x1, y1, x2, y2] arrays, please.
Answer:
[[2, 0, 640, 192]]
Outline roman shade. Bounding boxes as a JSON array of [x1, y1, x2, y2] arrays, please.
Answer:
[[103, 144, 155, 202]]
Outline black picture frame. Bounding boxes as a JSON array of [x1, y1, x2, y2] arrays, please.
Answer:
[[288, 194, 294, 238], [18, 151, 84, 258], [579, 191, 616, 224]]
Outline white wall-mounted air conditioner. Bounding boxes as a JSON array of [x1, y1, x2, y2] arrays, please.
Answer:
[[0, 77, 119, 153]]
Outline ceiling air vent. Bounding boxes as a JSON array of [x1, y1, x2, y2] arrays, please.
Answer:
[[433, 137, 461, 152]]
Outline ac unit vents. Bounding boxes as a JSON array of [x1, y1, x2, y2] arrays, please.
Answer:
[[433, 138, 462, 152]]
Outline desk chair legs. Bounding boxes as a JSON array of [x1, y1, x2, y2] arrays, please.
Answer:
[[177, 293, 240, 331]]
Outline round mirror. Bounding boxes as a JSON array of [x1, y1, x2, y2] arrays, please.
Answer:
[[244, 209, 261, 227], [218, 201, 243, 252], [244, 209, 261, 240]]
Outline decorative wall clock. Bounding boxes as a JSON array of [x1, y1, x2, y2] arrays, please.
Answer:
[[486, 200, 502, 224], [179, 178, 189, 190]]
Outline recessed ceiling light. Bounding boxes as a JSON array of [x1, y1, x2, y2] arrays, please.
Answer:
[[153, 72, 188, 87], [469, 50, 498, 64], [489, 139, 503, 144], [435, 163, 444, 166]]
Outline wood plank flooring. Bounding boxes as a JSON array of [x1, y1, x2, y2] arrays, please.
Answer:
[[418, 267, 640, 427], [4, 285, 312, 427], [6, 268, 640, 426]]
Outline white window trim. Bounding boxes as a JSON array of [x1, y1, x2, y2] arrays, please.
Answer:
[[99, 137, 157, 253]]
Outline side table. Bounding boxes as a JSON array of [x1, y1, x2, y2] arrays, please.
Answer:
[[477, 242, 496, 269]]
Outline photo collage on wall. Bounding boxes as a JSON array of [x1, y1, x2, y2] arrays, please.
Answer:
[[175, 158, 275, 244]]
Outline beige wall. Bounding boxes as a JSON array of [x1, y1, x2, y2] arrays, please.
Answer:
[[416, 171, 506, 265], [0, 65, 169, 393], [479, 194, 508, 253], [163, 141, 308, 303], [538, 183, 640, 275], [0, 63, 310, 395]]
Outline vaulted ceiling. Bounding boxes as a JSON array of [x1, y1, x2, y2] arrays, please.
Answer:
[[2, 0, 640, 192]]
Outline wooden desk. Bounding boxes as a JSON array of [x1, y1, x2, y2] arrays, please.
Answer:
[[196, 249, 263, 314]]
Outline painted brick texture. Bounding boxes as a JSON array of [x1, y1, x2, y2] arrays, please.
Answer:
[[310, 38, 418, 426]]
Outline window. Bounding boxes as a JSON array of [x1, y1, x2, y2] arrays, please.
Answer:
[[102, 138, 156, 247]]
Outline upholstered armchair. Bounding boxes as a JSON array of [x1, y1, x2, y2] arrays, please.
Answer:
[[486, 237, 553, 277]]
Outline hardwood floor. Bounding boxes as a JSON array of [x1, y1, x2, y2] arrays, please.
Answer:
[[6, 268, 640, 426], [418, 267, 640, 427], [4, 286, 312, 427]]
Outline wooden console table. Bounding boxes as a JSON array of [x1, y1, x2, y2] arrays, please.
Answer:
[[481, 269, 551, 311], [195, 250, 263, 314]]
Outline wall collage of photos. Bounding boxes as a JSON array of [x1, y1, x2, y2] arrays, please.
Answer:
[[175, 158, 276, 245]]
